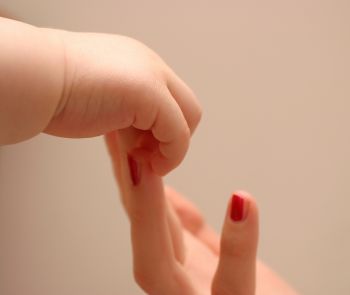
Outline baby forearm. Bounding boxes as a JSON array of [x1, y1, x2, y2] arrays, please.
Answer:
[[0, 17, 64, 144], [0, 17, 200, 174]]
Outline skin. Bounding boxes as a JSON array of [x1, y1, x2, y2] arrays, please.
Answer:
[[1, 14, 300, 293], [105, 131, 301, 295], [0, 16, 202, 175]]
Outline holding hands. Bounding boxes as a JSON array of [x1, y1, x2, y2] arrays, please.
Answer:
[[106, 131, 299, 295], [0, 16, 299, 294]]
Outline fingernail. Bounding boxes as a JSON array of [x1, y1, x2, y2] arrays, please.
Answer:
[[127, 154, 141, 186], [230, 193, 245, 222]]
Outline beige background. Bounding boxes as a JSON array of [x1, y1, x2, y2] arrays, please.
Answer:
[[1, 0, 349, 294]]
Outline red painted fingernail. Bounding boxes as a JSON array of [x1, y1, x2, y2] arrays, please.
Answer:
[[230, 194, 245, 222], [127, 154, 141, 186]]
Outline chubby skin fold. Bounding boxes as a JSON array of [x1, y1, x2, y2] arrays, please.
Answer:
[[1, 13, 300, 294], [0, 16, 202, 176]]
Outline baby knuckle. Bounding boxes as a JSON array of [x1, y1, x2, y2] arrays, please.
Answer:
[[179, 123, 191, 141], [194, 104, 203, 125]]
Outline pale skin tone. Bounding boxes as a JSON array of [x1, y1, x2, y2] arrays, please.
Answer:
[[106, 131, 300, 295], [0, 16, 201, 175], [1, 16, 299, 294]]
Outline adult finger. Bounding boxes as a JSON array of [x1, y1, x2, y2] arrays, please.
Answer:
[[105, 131, 122, 189], [212, 191, 259, 295], [105, 131, 132, 212], [165, 197, 186, 264], [106, 131, 186, 263], [118, 144, 197, 295], [165, 186, 220, 254], [123, 151, 177, 294]]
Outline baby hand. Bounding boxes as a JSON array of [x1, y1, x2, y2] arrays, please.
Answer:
[[45, 30, 201, 175]]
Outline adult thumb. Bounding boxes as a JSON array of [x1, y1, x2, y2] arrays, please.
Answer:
[[212, 191, 259, 295]]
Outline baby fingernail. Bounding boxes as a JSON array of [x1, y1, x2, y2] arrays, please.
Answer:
[[230, 193, 246, 222], [127, 154, 141, 186]]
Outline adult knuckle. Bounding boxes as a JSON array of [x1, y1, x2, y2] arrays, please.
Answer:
[[133, 267, 158, 292], [212, 280, 233, 295], [221, 236, 251, 259], [178, 207, 204, 233], [128, 202, 146, 226]]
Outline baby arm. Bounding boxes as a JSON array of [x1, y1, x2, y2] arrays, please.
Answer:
[[0, 17, 64, 145], [0, 17, 201, 175]]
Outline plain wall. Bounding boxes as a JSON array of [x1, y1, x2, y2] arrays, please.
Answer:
[[0, 1, 349, 294]]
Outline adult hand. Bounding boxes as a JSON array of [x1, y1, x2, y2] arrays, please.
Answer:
[[106, 131, 300, 295], [163, 188, 300, 295], [106, 131, 259, 295]]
